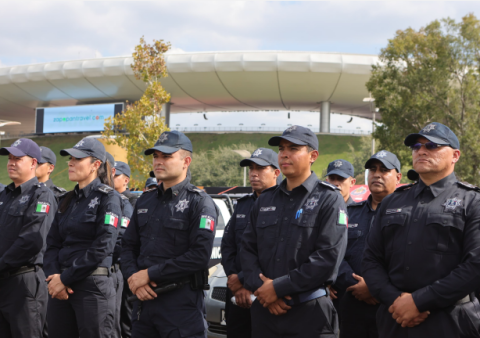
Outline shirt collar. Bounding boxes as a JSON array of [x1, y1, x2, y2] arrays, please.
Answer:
[[365, 195, 375, 212], [279, 171, 318, 195], [75, 177, 101, 198], [158, 175, 190, 198], [44, 179, 54, 189], [414, 172, 457, 198], [6, 176, 39, 194]]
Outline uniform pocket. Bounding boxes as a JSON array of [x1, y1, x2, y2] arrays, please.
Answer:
[[256, 215, 278, 249], [159, 218, 189, 256], [423, 213, 464, 254], [92, 275, 115, 300], [382, 213, 406, 254], [21, 271, 39, 298]]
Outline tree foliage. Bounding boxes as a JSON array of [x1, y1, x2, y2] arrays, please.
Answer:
[[190, 143, 259, 187], [367, 14, 480, 184], [102, 37, 171, 188]]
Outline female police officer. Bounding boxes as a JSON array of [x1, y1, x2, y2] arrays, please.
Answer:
[[44, 138, 122, 338]]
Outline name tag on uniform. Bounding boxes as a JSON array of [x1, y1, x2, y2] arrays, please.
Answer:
[[260, 206, 276, 212], [349, 223, 358, 228], [386, 208, 402, 214], [137, 209, 148, 214], [237, 214, 246, 218]]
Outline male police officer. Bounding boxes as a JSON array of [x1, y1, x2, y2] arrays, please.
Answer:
[[0, 138, 57, 337], [114, 161, 138, 208], [121, 130, 218, 338], [36, 146, 67, 198], [241, 125, 348, 338], [144, 177, 158, 192], [325, 159, 356, 206], [221, 148, 280, 338], [334, 151, 401, 338], [363, 122, 480, 337]]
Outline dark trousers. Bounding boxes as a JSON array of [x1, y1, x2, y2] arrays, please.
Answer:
[[376, 297, 480, 338], [250, 296, 338, 338], [121, 279, 133, 338], [0, 268, 48, 338], [46, 275, 116, 338], [131, 284, 206, 338], [225, 288, 252, 338], [112, 269, 123, 338], [339, 292, 379, 338]]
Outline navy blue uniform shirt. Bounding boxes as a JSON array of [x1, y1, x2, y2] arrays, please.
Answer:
[[44, 178, 122, 286], [121, 189, 138, 209], [335, 196, 376, 293], [241, 172, 348, 298], [44, 179, 67, 199], [0, 177, 57, 272], [121, 176, 217, 283], [363, 172, 480, 312], [221, 193, 257, 284], [112, 192, 134, 264]]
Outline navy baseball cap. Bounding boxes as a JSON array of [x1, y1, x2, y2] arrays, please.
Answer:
[[268, 125, 318, 150], [404, 122, 460, 149], [115, 161, 131, 178], [325, 159, 354, 179], [240, 148, 279, 169], [60, 138, 106, 162], [106, 152, 115, 167], [145, 131, 193, 155], [365, 150, 401, 172], [0, 138, 41, 161], [38, 146, 56, 165], [145, 177, 157, 188]]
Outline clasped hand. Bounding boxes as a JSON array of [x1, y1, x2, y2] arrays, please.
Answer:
[[254, 273, 292, 316], [127, 269, 158, 301], [389, 293, 430, 328], [46, 274, 73, 300]]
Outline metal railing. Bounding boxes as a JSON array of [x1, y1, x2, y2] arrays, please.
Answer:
[[173, 126, 371, 135]]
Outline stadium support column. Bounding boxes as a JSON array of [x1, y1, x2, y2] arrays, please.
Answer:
[[162, 102, 171, 128], [320, 101, 330, 133]]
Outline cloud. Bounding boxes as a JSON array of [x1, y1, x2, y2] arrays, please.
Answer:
[[0, 2, 479, 66]]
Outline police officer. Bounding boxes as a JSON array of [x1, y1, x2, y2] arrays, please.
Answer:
[[325, 159, 356, 206], [334, 150, 401, 338], [106, 152, 134, 338], [44, 138, 122, 338], [221, 148, 281, 338], [241, 125, 348, 338], [0, 138, 57, 337], [114, 161, 138, 208], [144, 177, 158, 191], [121, 130, 217, 338], [36, 146, 67, 198], [363, 122, 480, 337]]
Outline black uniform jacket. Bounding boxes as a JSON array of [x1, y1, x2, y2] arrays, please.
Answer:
[[44, 178, 122, 286], [121, 176, 218, 283], [121, 188, 138, 209], [221, 193, 257, 284], [241, 172, 348, 298], [0, 177, 57, 272], [362, 172, 480, 312], [112, 192, 134, 264], [335, 195, 377, 292]]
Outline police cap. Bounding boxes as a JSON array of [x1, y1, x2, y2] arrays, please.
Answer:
[[325, 159, 354, 179], [268, 125, 318, 150], [0, 138, 41, 161], [144, 131, 193, 155], [115, 161, 131, 178], [38, 146, 56, 165], [60, 138, 106, 162], [240, 148, 279, 169], [365, 150, 401, 172], [404, 122, 460, 149]]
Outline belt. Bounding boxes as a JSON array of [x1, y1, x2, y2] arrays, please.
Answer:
[[284, 287, 327, 306], [113, 264, 121, 272], [456, 295, 472, 305], [91, 267, 110, 276], [0, 265, 39, 280]]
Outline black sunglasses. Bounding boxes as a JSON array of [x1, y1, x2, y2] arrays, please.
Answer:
[[409, 142, 446, 151]]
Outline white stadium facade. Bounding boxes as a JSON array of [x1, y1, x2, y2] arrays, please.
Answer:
[[0, 51, 379, 137]]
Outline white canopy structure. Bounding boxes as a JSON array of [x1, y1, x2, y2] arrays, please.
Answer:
[[0, 51, 379, 136]]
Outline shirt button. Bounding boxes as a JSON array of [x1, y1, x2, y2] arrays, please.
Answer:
[[280, 238, 284, 242], [151, 237, 155, 240], [408, 241, 412, 245], [262, 221, 265, 224], [284, 217, 288, 221], [276, 258, 280, 262], [414, 219, 417, 222], [156, 219, 159, 222], [406, 267, 410, 271], [290, 198, 293, 202]]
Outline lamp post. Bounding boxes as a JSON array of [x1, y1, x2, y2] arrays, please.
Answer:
[[362, 97, 376, 155], [232, 150, 251, 187]]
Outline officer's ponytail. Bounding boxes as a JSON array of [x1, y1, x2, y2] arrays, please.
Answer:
[[95, 158, 114, 188]]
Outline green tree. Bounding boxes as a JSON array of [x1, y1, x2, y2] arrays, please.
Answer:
[[367, 14, 480, 185], [102, 37, 171, 188], [190, 143, 258, 187]]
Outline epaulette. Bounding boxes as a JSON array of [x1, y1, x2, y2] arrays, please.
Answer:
[[187, 185, 206, 194], [143, 188, 156, 193], [457, 181, 480, 191], [98, 185, 114, 194], [119, 194, 129, 200], [319, 181, 339, 191], [54, 186, 67, 193], [395, 183, 415, 192], [35, 183, 44, 188]]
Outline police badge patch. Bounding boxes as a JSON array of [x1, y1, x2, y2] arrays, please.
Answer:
[[442, 197, 462, 211], [19, 195, 30, 204], [88, 197, 99, 209], [175, 199, 189, 213], [304, 197, 319, 210]]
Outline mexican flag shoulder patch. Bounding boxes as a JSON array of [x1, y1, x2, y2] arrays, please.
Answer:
[[105, 212, 119, 228], [338, 209, 348, 227], [121, 217, 130, 228], [199, 215, 215, 231], [36, 202, 50, 214]]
